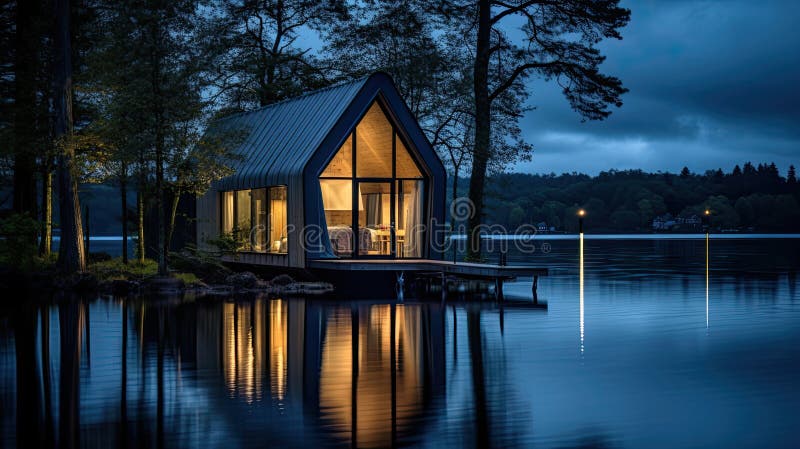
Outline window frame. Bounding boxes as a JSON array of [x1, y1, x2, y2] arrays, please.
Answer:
[[318, 98, 429, 259], [219, 185, 289, 256]]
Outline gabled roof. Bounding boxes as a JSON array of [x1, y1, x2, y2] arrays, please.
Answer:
[[213, 76, 370, 191]]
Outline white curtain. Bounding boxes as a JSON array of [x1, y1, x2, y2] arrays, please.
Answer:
[[403, 181, 423, 257]]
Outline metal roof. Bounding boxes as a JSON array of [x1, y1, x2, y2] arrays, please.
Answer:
[[213, 76, 370, 191]]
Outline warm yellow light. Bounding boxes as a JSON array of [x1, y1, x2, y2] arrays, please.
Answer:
[[704, 209, 710, 216], [578, 209, 586, 217]]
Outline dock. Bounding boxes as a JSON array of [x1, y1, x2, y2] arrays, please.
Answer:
[[308, 259, 547, 303]]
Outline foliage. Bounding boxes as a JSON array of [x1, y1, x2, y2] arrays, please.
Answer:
[[169, 244, 232, 283], [173, 271, 202, 286], [0, 213, 45, 270], [88, 257, 158, 282], [200, 0, 348, 110], [471, 163, 800, 232]]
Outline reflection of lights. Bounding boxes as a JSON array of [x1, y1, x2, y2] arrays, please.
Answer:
[[319, 305, 423, 447], [579, 232, 584, 355], [706, 233, 709, 329], [271, 299, 288, 401]]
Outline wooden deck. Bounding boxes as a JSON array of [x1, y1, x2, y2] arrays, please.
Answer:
[[308, 258, 547, 278], [308, 258, 548, 302]]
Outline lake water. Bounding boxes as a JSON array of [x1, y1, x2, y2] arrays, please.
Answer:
[[2, 237, 799, 448]]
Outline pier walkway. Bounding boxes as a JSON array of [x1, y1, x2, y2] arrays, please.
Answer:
[[308, 259, 548, 303]]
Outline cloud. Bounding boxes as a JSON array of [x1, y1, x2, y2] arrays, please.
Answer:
[[512, 0, 800, 175]]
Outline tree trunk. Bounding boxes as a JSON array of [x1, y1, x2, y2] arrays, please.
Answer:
[[40, 167, 53, 256], [155, 112, 167, 276], [13, 0, 39, 226], [137, 189, 145, 263], [54, 0, 86, 273], [59, 300, 83, 449], [84, 205, 90, 256], [151, 18, 168, 276], [466, 0, 492, 262], [467, 306, 489, 447], [120, 168, 128, 264], [451, 167, 459, 262], [166, 188, 181, 256]]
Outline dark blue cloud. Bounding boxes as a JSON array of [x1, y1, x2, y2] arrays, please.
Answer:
[[515, 0, 800, 175]]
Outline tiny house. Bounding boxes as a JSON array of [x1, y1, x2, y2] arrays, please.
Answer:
[[196, 73, 447, 269]]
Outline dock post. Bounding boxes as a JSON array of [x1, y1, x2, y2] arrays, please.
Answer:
[[441, 271, 447, 302], [532, 275, 539, 304], [495, 278, 504, 301], [396, 271, 405, 302]]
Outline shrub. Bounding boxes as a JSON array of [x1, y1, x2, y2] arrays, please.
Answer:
[[89, 257, 158, 282], [0, 213, 41, 270]]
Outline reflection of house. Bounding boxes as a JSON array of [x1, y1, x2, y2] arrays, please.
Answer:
[[196, 73, 446, 267], [537, 222, 548, 233], [193, 297, 446, 448]]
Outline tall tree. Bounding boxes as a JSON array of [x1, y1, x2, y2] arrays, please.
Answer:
[[12, 0, 41, 220], [202, 0, 348, 110], [87, 0, 241, 272], [436, 0, 630, 259], [54, 0, 86, 272]]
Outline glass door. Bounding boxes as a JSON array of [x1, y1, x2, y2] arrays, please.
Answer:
[[356, 180, 394, 257]]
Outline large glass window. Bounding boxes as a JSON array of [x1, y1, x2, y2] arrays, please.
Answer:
[[319, 100, 425, 258], [396, 180, 423, 258], [222, 191, 234, 233], [321, 135, 352, 177], [320, 179, 355, 256], [356, 103, 393, 178], [252, 188, 267, 251], [220, 186, 288, 254], [269, 187, 288, 253], [236, 190, 252, 250]]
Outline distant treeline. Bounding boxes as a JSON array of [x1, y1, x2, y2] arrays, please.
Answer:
[[449, 162, 800, 233]]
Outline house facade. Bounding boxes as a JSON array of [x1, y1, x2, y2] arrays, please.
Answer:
[[196, 73, 447, 268]]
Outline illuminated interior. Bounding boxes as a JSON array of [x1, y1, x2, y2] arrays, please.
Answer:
[[220, 186, 288, 253], [320, 101, 425, 258]]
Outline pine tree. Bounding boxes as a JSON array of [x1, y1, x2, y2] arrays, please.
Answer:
[[54, 0, 86, 273], [788, 165, 797, 185], [87, 0, 206, 275]]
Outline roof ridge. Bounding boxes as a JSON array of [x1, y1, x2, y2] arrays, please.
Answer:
[[219, 75, 371, 122]]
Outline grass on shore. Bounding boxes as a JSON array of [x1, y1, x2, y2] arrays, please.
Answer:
[[89, 257, 204, 286], [89, 258, 158, 282]]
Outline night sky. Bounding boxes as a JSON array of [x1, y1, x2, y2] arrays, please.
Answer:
[[515, 0, 800, 175]]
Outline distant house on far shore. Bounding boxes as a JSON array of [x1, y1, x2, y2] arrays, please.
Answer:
[[652, 213, 702, 231], [537, 222, 548, 233]]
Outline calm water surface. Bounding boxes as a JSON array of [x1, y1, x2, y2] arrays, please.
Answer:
[[2, 238, 799, 448]]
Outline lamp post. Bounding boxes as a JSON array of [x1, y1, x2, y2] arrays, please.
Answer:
[[704, 209, 710, 328], [577, 209, 586, 234]]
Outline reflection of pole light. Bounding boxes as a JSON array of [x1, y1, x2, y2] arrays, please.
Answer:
[[579, 231, 584, 355]]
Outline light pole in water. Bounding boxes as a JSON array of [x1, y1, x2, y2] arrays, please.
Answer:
[[578, 209, 586, 354], [704, 209, 711, 329]]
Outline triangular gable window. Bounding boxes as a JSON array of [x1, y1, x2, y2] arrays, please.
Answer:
[[321, 101, 422, 179]]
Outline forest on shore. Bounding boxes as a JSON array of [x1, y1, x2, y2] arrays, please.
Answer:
[[462, 162, 800, 233], [46, 161, 800, 237]]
